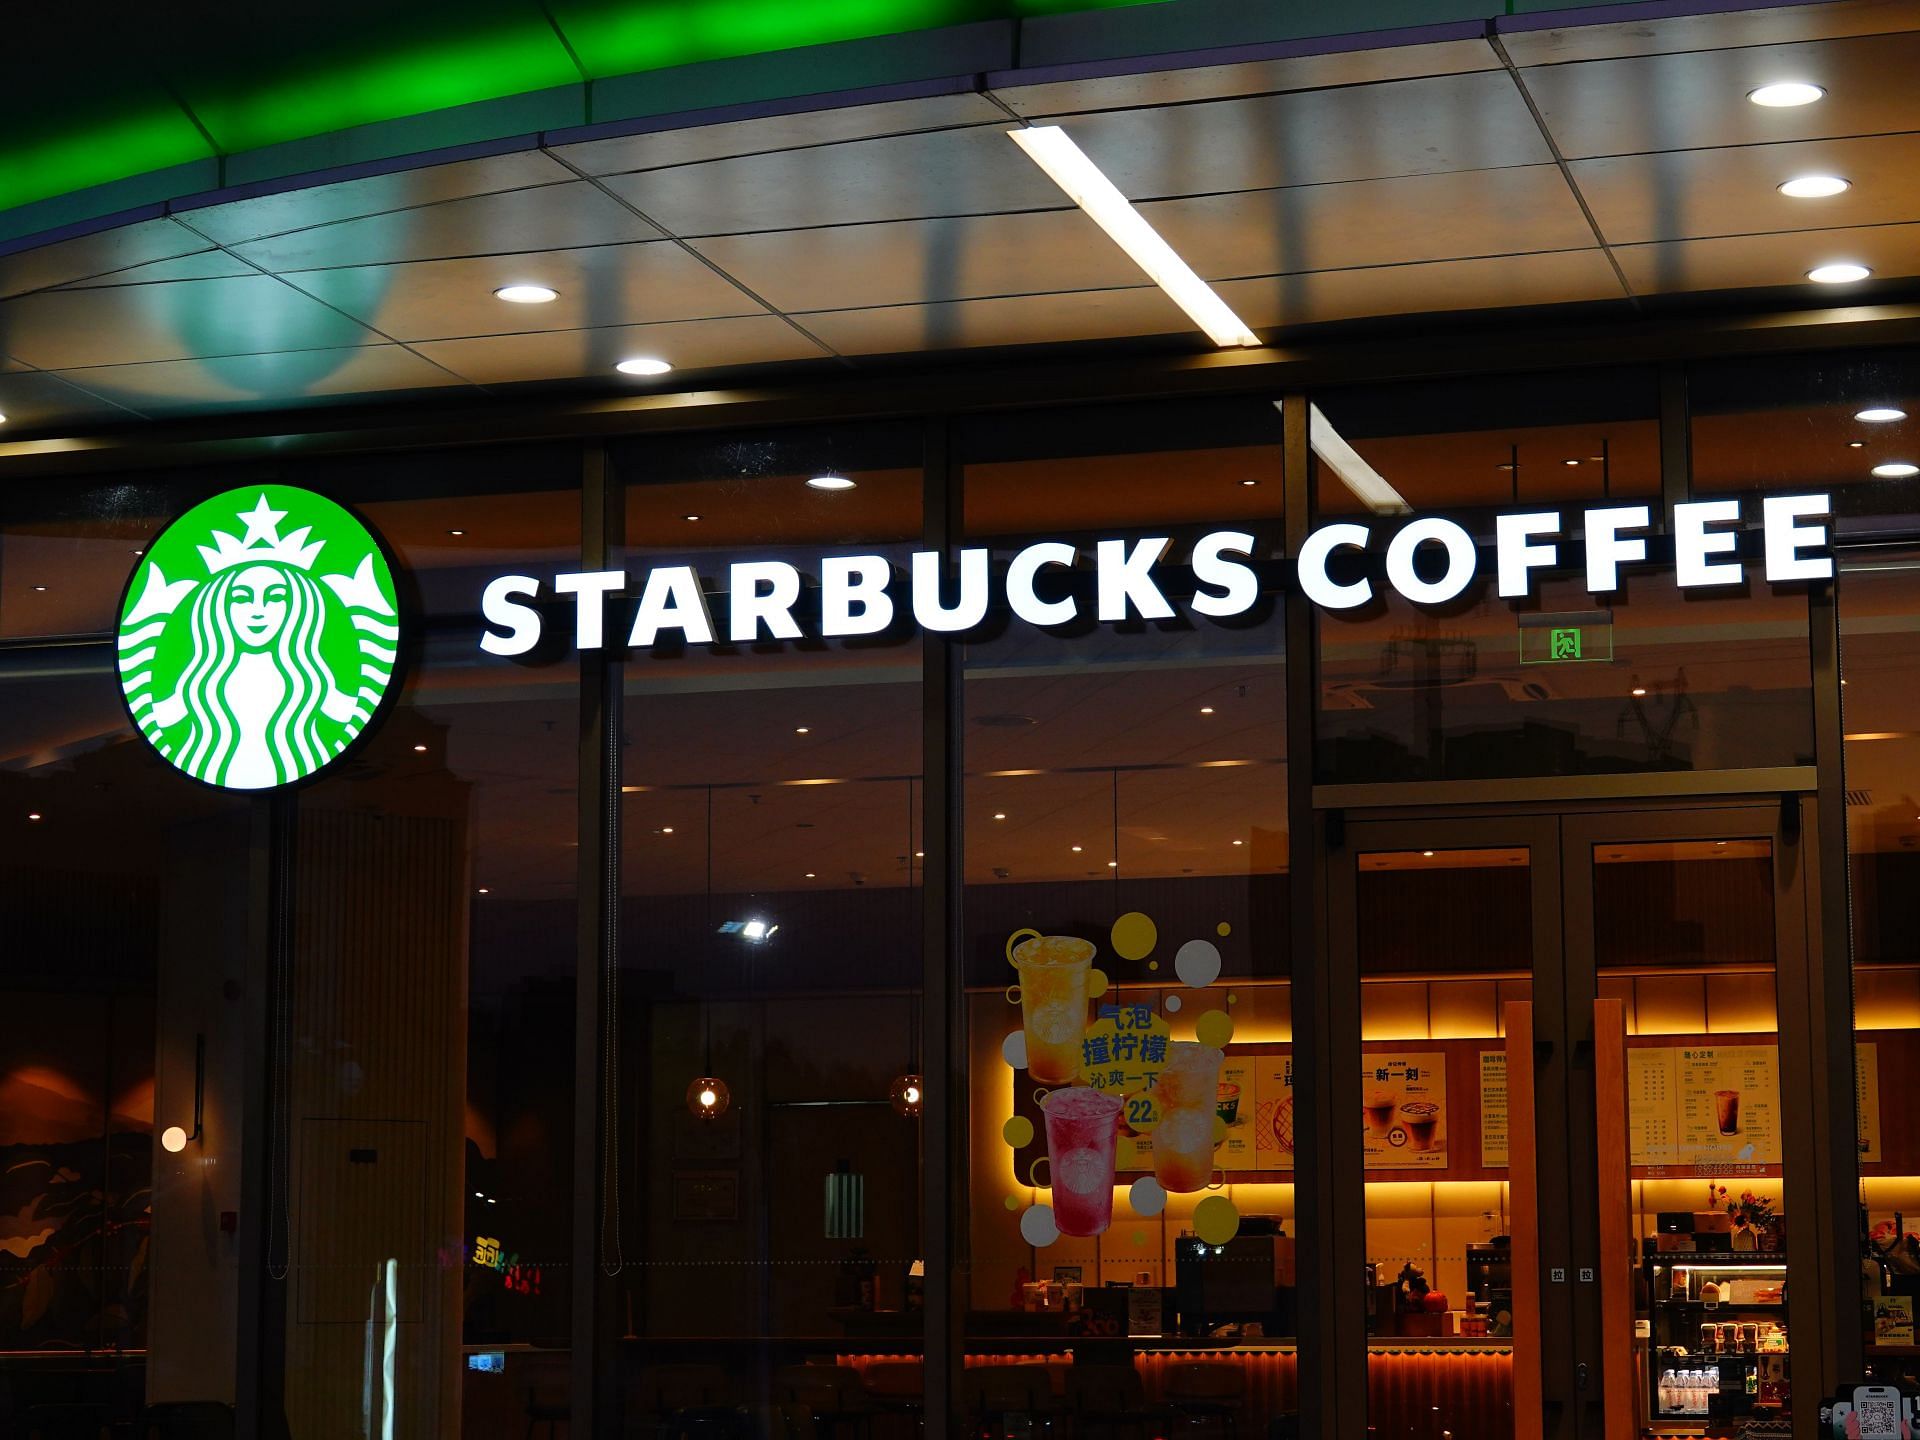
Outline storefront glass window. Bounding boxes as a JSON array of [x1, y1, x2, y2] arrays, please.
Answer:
[[613, 423, 926, 1425], [959, 399, 1294, 1433], [1310, 370, 1816, 785], [276, 446, 581, 1438]]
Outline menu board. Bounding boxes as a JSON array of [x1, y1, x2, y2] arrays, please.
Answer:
[[1859, 1043, 1883, 1163], [1252, 1055, 1295, 1172], [1480, 1052, 1509, 1168], [1362, 1052, 1448, 1170], [1219, 1053, 1258, 1171], [1628, 1045, 1780, 1171]]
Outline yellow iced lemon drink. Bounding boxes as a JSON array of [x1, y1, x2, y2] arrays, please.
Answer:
[[1152, 1042, 1225, 1193], [1012, 933, 1096, 1084]]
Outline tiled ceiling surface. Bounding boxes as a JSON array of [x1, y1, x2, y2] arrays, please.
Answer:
[[3, 0, 1920, 435]]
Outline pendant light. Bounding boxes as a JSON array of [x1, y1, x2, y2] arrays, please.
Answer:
[[687, 785, 730, 1120]]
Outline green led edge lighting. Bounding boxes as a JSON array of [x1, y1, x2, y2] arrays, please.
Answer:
[[117, 485, 402, 792], [0, 0, 1164, 215]]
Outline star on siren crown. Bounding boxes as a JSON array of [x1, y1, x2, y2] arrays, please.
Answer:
[[197, 493, 326, 574]]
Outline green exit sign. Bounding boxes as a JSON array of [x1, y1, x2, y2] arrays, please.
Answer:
[[1519, 613, 1614, 664]]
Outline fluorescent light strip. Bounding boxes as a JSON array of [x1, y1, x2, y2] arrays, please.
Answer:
[[1308, 402, 1412, 514], [1008, 125, 1261, 349]]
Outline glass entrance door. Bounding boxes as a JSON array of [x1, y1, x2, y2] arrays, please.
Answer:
[[1329, 801, 1816, 1440]]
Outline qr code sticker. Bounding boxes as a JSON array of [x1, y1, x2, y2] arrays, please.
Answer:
[[1855, 1392, 1900, 1438]]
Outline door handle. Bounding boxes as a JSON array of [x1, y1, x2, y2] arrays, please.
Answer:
[[1575, 1362, 1590, 1394]]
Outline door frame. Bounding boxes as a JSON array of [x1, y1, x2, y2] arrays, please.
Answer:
[[1325, 794, 1828, 1440]]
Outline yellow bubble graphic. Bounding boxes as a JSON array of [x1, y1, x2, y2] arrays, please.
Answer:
[[1111, 911, 1157, 961], [1195, 1009, 1235, 1049], [1193, 1194, 1241, 1246], [1003, 1116, 1035, 1149], [1134, 1229, 1149, 1246], [1004, 1195, 1020, 1211], [1148, 961, 1159, 972], [1088, 968, 1109, 1000], [1212, 1115, 1229, 1146], [1216, 922, 1231, 937]]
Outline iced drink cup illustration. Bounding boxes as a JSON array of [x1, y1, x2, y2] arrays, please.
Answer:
[[1154, 1042, 1226, 1193], [1398, 1101, 1441, 1153], [1363, 1090, 1398, 1138], [1043, 1086, 1124, 1237], [1715, 1089, 1741, 1136], [1011, 932, 1097, 1085]]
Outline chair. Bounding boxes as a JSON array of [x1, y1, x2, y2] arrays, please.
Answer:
[[856, 1360, 923, 1440], [960, 1366, 1048, 1438], [141, 1403, 235, 1440], [770, 1365, 870, 1440], [1162, 1361, 1245, 1439], [1065, 1362, 1159, 1440]]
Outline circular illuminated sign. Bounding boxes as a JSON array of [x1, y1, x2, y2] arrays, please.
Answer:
[[117, 485, 401, 790]]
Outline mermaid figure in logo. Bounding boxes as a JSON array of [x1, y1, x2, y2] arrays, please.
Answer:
[[148, 560, 364, 788]]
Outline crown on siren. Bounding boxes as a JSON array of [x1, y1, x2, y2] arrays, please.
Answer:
[[196, 493, 326, 573]]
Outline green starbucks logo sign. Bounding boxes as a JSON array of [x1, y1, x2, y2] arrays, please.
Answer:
[[118, 486, 401, 790]]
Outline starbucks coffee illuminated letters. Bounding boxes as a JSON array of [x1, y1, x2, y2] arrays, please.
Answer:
[[118, 487, 401, 789], [478, 494, 1835, 656]]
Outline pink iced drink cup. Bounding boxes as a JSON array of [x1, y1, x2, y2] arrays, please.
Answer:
[[1043, 1086, 1124, 1237]]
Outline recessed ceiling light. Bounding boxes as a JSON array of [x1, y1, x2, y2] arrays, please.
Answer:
[[27, 812, 43, 822], [993, 812, 1007, 821], [683, 514, 700, 522], [1873, 461, 1919, 477], [494, 284, 559, 304], [1808, 262, 1871, 284], [1107, 860, 1118, 868], [915, 850, 925, 858], [1748, 81, 1825, 107], [1857, 407, 1907, 422], [804, 872, 816, 879], [662, 827, 674, 834], [1239, 479, 1258, 487], [1200, 706, 1215, 715], [807, 474, 856, 491], [1849, 441, 1866, 448], [0, 413, 8, 424], [30, 584, 47, 592], [413, 744, 428, 753], [795, 726, 810, 735], [476, 887, 490, 895], [448, 528, 465, 536], [616, 356, 673, 376], [1071, 844, 1083, 853], [1233, 839, 1244, 847], [1564, 459, 1581, 467], [1421, 849, 1435, 858], [1778, 174, 1850, 198], [1632, 687, 1648, 697]]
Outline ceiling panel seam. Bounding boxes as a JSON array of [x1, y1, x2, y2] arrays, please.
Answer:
[[539, 145, 849, 368], [166, 213, 495, 393], [1486, 28, 1640, 309]]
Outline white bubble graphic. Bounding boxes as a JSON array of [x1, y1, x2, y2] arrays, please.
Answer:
[[1129, 1177, 1168, 1216], [1175, 938, 1223, 990], [1002, 1031, 1029, 1069], [1164, 995, 1182, 1013], [1020, 1203, 1060, 1247]]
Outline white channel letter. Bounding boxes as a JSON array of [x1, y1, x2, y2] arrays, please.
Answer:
[[1583, 505, 1651, 594], [1095, 537, 1175, 622], [1763, 493, 1835, 582], [1296, 523, 1371, 610], [480, 575, 542, 656], [1673, 500, 1744, 588], [911, 548, 990, 632], [628, 565, 715, 646], [1190, 530, 1259, 618], [728, 560, 803, 642], [820, 555, 895, 637], [1385, 517, 1476, 604], [553, 570, 625, 649], [1006, 542, 1078, 627], [1495, 512, 1561, 599]]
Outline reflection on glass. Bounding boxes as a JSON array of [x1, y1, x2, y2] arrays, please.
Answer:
[[1357, 846, 1525, 1440]]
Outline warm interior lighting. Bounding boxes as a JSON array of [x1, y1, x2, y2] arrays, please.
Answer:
[[1007, 125, 1261, 348], [616, 356, 673, 376], [493, 284, 558, 304], [1778, 174, 1849, 198], [890, 1073, 924, 1117], [1873, 462, 1919, 477], [1747, 81, 1825, 107], [1857, 408, 1907, 422], [807, 474, 856, 490], [687, 1076, 731, 1120], [160, 1125, 188, 1153], [1808, 262, 1871, 283], [1307, 403, 1411, 514]]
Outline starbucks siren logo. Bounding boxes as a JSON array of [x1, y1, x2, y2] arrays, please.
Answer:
[[118, 486, 401, 789]]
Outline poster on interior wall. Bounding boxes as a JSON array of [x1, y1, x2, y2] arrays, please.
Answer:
[[1219, 1053, 1257, 1171], [1628, 1046, 1781, 1171], [1361, 1053, 1448, 1170], [1252, 1055, 1295, 1172], [1480, 1052, 1509, 1168], [1859, 1043, 1883, 1163]]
